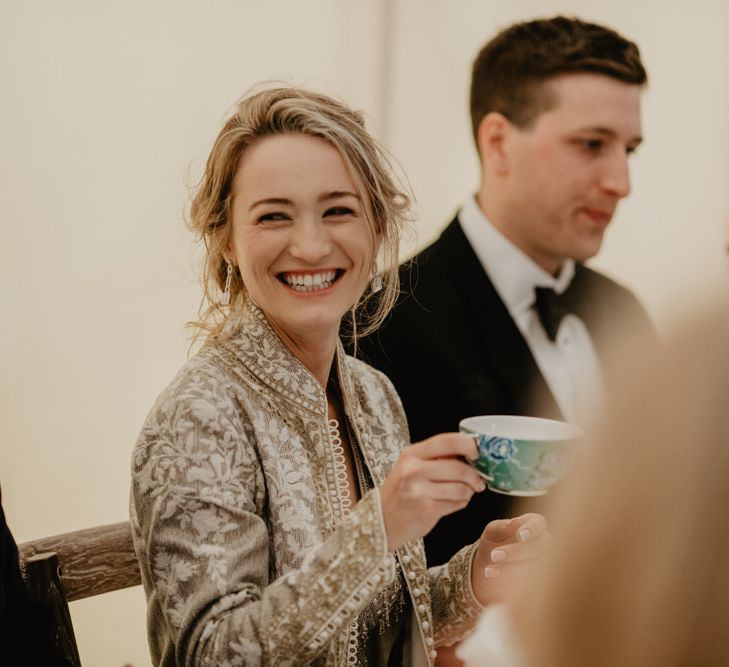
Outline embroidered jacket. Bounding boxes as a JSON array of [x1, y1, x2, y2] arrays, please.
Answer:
[[130, 305, 484, 666]]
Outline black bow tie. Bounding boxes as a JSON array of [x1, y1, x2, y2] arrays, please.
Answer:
[[534, 286, 574, 342]]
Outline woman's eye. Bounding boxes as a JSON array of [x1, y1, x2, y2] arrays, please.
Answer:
[[324, 207, 355, 217], [258, 212, 289, 223]]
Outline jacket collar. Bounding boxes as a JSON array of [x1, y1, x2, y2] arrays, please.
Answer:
[[218, 302, 355, 417]]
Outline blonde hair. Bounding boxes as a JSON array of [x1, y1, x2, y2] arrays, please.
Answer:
[[512, 298, 729, 666], [187, 85, 412, 342]]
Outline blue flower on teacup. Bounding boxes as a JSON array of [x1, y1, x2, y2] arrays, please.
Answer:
[[483, 436, 518, 463]]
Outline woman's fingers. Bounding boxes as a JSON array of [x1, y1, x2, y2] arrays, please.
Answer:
[[380, 432, 486, 551], [421, 480, 479, 503], [472, 512, 552, 604], [396, 436, 484, 493], [421, 459, 486, 493], [482, 512, 548, 545], [487, 531, 553, 565], [412, 433, 478, 461]]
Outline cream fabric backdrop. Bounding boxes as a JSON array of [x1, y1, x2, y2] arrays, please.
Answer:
[[1, 1, 726, 664]]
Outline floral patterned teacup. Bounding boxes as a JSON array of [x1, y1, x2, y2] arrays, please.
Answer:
[[459, 415, 582, 496]]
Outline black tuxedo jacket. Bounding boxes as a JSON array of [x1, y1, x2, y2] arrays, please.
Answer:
[[357, 216, 655, 565]]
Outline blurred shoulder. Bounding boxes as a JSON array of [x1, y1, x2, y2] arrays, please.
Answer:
[[578, 263, 639, 296], [577, 264, 653, 323]]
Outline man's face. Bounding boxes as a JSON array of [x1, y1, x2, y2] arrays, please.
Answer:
[[499, 73, 643, 275]]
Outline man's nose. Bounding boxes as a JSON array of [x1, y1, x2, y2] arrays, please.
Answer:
[[600, 150, 631, 199], [289, 218, 333, 263]]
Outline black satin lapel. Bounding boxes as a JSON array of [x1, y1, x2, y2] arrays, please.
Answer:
[[435, 219, 562, 419]]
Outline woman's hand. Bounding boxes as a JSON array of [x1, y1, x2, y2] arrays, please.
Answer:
[[471, 513, 552, 607], [379, 433, 486, 552]]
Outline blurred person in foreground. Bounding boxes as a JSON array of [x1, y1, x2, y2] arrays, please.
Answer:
[[457, 294, 729, 666], [129, 86, 549, 666], [357, 16, 655, 569]]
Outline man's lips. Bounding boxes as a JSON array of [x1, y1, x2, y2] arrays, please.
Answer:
[[581, 207, 613, 225]]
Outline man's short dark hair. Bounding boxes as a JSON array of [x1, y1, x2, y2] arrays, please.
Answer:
[[470, 16, 647, 140]]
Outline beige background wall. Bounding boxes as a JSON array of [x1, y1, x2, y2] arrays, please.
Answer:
[[1, 1, 726, 664]]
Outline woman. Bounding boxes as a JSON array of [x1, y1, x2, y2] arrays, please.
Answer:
[[130, 86, 548, 666]]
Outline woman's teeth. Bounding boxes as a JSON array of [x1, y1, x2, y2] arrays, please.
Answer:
[[281, 270, 338, 292]]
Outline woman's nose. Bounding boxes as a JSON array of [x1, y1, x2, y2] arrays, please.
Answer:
[[288, 218, 333, 263]]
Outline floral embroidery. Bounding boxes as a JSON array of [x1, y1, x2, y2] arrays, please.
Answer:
[[130, 303, 480, 665], [430, 543, 484, 646]]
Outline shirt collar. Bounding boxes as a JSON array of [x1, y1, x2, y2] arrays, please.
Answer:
[[458, 196, 575, 318]]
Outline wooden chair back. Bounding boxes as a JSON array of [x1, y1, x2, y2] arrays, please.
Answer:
[[18, 521, 142, 666]]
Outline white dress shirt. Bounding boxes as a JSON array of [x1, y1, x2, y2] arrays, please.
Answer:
[[458, 196, 603, 425]]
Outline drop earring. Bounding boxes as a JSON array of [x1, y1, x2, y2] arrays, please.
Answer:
[[221, 260, 233, 306], [371, 271, 383, 294]]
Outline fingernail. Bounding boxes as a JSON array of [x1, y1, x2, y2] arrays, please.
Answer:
[[491, 549, 507, 562], [484, 567, 501, 578], [518, 529, 530, 542]]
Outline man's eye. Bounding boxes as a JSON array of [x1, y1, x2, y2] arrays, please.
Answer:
[[581, 139, 604, 152]]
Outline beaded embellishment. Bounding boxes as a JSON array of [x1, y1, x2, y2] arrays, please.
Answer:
[[328, 414, 405, 664], [328, 418, 353, 517]]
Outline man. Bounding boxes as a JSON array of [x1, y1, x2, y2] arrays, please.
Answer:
[[358, 16, 654, 567]]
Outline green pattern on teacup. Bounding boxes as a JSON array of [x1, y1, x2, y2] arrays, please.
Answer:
[[460, 415, 580, 496], [490, 443, 573, 494]]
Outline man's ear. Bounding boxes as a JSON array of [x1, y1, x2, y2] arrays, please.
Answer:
[[477, 111, 511, 175]]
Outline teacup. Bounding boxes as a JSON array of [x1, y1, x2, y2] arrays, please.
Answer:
[[459, 415, 582, 496]]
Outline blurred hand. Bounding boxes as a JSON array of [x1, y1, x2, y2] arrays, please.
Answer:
[[472, 513, 552, 606], [379, 433, 486, 551]]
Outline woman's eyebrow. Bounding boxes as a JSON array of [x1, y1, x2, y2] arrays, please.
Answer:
[[318, 191, 361, 203], [248, 197, 292, 212]]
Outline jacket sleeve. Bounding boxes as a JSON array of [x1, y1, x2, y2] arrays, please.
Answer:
[[131, 386, 392, 666], [428, 542, 485, 647]]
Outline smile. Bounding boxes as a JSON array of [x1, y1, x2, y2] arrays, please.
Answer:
[[277, 269, 343, 293]]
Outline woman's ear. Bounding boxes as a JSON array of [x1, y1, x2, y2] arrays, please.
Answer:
[[477, 111, 511, 175]]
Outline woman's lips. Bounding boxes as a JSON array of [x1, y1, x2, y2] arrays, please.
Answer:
[[276, 269, 344, 293]]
